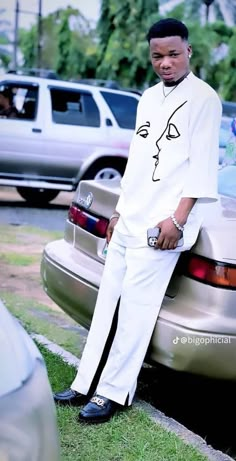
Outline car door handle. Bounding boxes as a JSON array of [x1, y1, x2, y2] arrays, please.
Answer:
[[32, 128, 42, 133]]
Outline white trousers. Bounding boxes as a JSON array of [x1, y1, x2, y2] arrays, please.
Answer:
[[72, 230, 183, 406]]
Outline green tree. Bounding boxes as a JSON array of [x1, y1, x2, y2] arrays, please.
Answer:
[[56, 9, 72, 76], [169, 0, 236, 26], [39, 15, 58, 69], [19, 26, 37, 69], [222, 29, 236, 101], [19, 17, 58, 70], [187, 22, 216, 79], [0, 9, 11, 70], [18, 7, 98, 80], [204, 21, 232, 92], [97, 0, 159, 88]]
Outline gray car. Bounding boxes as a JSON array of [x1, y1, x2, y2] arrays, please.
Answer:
[[0, 300, 60, 461], [41, 164, 236, 381]]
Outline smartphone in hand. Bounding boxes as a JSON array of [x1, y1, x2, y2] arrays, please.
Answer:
[[147, 228, 160, 247], [147, 227, 184, 248]]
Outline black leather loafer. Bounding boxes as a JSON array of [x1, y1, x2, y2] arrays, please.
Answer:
[[53, 388, 87, 406], [78, 394, 119, 424]]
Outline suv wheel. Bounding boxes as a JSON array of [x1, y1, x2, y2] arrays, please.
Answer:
[[83, 159, 126, 181], [17, 187, 59, 205]]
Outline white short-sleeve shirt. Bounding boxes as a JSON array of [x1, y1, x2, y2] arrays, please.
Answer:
[[116, 72, 222, 247]]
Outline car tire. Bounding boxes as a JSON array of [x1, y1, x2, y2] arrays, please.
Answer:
[[82, 159, 127, 181], [16, 187, 59, 205]]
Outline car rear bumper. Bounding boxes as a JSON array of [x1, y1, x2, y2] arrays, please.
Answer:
[[41, 239, 103, 328], [149, 320, 236, 380], [41, 239, 236, 381]]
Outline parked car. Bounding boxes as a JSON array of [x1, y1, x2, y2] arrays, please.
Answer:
[[219, 116, 232, 164], [218, 101, 236, 164], [222, 100, 236, 119], [0, 73, 140, 204], [41, 164, 236, 381], [0, 300, 59, 460]]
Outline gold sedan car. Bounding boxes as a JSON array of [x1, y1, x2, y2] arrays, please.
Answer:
[[41, 165, 236, 381]]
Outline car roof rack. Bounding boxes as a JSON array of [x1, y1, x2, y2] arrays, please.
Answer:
[[71, 78, 142, 95], [7, 68, 59, 80]]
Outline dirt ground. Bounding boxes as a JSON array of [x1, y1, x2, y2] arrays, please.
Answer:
[[0, 187, 73, 311], [0, 193, 88, 355], [0, 225, 62, 312]]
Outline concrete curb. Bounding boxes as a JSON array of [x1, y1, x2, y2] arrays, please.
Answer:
[[32, 333, 234, 461]]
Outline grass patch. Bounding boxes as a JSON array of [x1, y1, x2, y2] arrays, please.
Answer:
[[0, 252, 39, 266], [0, 224, 63, 245], [2, 291, 85, 358], [21, 225, 63, 241], [0, 225, 19, 243], [39, 344, 208, 461]]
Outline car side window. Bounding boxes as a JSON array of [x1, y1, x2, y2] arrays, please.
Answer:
[[0, 82, 38, 120], [50, 88, 100, 127], [101, 91, 139, 129]]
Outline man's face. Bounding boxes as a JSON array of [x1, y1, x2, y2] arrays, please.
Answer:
[[149, 36, 191, 84]]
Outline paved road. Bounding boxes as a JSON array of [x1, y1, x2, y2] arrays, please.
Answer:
[[0, 186, 235, 460], [0, 187, 73, 231]]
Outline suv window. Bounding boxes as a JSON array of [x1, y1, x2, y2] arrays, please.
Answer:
[[101, 91, 138, 129], [0, 82, 38, 120], [50, 88, 100, 127]]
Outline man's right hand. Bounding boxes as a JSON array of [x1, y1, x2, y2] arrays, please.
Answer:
[[106, 216, 119, 243]]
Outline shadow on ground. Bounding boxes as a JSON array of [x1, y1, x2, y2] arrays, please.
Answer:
[[137, 364, 236, 459]]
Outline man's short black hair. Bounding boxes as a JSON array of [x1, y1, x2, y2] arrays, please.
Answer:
[[147, 18, 189, 43]]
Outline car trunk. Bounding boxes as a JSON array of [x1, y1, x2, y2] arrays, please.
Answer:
[[67, 181, 236, 299], [70, 179, 120, 264]]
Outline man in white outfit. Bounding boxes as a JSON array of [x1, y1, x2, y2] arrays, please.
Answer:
[[54, 18, 222, 423]]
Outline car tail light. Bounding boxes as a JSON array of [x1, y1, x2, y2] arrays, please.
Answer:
[[184, 254, 236, 289], [68, 204, 109, 238]]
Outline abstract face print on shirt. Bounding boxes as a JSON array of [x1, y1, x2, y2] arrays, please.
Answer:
[[136, 121, 150, 139], [152, 100, 187, 181]]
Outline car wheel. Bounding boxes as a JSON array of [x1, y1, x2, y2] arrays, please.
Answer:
[[82, 159, 126, 181], [16, 187, 59, 205]]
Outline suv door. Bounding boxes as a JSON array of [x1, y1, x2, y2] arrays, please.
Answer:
[[0, 80, 43, 182], [41, 86, 106, 183]]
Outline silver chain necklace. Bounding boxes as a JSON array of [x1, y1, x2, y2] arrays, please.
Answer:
[[162, 83, 178, 99], [162, 71, 190, 99]]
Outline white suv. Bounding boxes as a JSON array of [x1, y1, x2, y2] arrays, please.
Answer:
[[0, 73, 140, 204]]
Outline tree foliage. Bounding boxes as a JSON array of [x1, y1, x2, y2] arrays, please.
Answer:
[[97, 0, 160, 88], [16, 1, 236, 101], [0, 10, 11, 70], [19, 7, 97, 79], [222, 30, 236, 101], [19, 27, 37, 69]]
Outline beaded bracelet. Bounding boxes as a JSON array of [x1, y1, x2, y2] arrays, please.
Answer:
[[170, 214, 184, 232], [109, 213, 120, 222]]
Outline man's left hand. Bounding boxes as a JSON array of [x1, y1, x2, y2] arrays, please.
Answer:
[[155, 218, 182, 250]]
